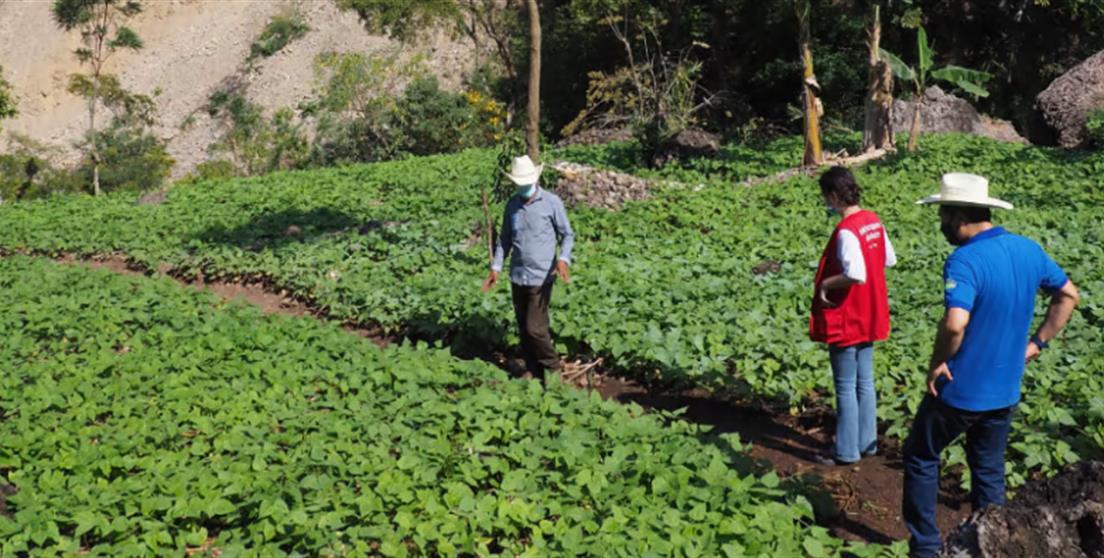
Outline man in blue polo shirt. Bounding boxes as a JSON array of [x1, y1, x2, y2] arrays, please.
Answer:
[[903, 173, 1080, 557]]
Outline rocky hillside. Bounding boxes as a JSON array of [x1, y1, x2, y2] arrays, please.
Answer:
[[0, 0, 476, 178]]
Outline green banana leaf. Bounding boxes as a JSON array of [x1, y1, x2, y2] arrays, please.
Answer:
[[932, 65, 992, 98]]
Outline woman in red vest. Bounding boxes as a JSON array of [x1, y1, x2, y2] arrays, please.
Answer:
[[810, 167, 896, 465]]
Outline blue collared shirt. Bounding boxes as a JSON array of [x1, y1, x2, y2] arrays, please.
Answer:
[[491, 187, 575, 286], [938, 227, 1069, 411]]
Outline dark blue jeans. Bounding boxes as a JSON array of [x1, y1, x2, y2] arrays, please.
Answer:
[[902, 396, 1014, 558]]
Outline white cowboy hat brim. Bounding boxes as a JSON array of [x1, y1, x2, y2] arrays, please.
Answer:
[[504, 164, 543, 186], [916, 194, 1013, 210]]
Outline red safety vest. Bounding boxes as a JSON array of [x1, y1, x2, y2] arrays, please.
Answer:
[[809, 210, 891, 346]]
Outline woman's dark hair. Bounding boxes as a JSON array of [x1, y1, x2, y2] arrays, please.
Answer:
[[819, 166, 861, 206], [940, 204, 992, 224]]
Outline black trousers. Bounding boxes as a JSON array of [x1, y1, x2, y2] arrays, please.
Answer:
[[510, 281, 561, 377]]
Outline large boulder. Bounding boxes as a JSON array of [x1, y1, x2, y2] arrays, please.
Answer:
[[893, 86, 1027, 144], [555, 127, 633, 148], [1034, 50, 1104, 148], [650, 128, 722, 169], [938, 461, 1104, 558]]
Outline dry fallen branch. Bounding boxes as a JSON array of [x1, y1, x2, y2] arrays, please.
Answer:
[[561, 358, 604, 389], [737, 148, 891, 188]]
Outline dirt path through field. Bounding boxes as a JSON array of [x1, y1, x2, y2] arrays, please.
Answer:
[[39, 254, 971, 546], [593, 376, 971, 544]]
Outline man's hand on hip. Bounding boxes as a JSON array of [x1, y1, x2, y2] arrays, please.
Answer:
[[556, 260, 571, 284], [1024, 341, 1042, 364], [928, 362, 953, 397], [482, 270, 499, 293]]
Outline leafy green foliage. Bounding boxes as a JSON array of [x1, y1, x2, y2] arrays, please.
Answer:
[[398, 77, 499, 157], [51, 0, 142, 31], [66, 74, 158, 128], [336, 0, 462, 41], [0, 255, 873, 556], [1085, 108, 1104, 150], [0, 65, 16, 128], [306, 53, 502, 166], [0, 135, 73, 201], [249, 9, 310, 61], [51, 0, 147, 196], [2, 135, 1102, 492], [882, 27, 991, 101], [72, 121, 173, 194], [878, 49, 914, 83], [206, 92, 309, 177]]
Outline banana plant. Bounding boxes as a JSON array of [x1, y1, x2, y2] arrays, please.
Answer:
[[880, 26, 991, 152]]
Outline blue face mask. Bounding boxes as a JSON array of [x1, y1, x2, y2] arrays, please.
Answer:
[[516, 184, 537, 199], [825, 203, 840, 216]]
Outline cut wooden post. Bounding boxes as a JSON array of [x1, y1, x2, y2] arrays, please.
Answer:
[[798, 2, 823, 167], [863, 5, 895, 153]]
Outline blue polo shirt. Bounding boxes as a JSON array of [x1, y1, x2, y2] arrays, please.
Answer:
[[938, 227, 1069, 411]]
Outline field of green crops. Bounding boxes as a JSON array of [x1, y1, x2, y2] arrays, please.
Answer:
[[1, 256, 894, 557], [0, 133, 1102, 554]]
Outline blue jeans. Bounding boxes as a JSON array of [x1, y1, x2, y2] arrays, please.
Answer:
[[902, 396, 1014, 558], [829, 343, 877, 462]]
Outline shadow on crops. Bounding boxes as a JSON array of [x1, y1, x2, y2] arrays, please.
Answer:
[[402, 307, 514, 363], [657, 404, 900, 545], [194, 208, 396, 252], [606, 379, 904, 545]]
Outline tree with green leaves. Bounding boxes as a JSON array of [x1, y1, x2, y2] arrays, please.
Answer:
[[881, 26, 991, 152], [51, 0, 144, 196], [337, 0, 543, 162], [0, 65, 16, 131]]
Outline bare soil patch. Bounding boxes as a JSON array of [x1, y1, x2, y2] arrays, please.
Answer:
[[940, 461, 1104, 557]]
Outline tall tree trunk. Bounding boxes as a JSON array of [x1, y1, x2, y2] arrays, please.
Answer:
[[907, 97, 923, 152], [525, 0, 541, 163], [863, 5, 895, 153], [90, 76, 100, 196], [89, 5, 107, 197], [798, 2, 823, 167]]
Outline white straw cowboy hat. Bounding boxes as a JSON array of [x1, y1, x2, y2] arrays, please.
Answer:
[[916, 173, 1014, 210], [504, 155, 543, 186]]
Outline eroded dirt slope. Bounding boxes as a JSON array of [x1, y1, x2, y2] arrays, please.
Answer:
[[0, 0, 475, 178]]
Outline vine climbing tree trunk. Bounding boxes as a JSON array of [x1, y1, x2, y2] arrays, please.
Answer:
[[525, 0, 541, 163], [863, 5, 895, 153], [797, 1, 823, 167]]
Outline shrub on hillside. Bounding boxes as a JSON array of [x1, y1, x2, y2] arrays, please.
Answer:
[[307, 53, 503, 166], [249, 9, 310, 62], [0, 135, 83, 202], [398, 76, 500, 156], [72, 123, 173, 194], [207, 92, 309, 176], [180, 159, 238, 184]]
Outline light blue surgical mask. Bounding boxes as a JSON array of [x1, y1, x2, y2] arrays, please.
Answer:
[[825, 203, 840, 217], [515, 184, 537, 199]]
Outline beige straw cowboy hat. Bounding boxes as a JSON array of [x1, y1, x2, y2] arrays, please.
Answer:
[[916, 173, 1013, 210], [503, 155, 543, 186]]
